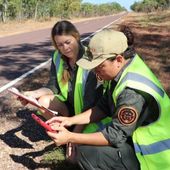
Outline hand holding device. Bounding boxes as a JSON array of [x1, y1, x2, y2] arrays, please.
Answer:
[[8, 87, 58, 116]]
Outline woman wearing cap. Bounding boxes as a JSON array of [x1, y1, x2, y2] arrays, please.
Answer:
[[46, 28, 170, 170]]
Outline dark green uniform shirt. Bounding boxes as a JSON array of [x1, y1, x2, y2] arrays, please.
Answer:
[[97, 56, 159, 147]]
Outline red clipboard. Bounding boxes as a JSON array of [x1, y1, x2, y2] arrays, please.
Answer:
[[8, 87, 58, 116]]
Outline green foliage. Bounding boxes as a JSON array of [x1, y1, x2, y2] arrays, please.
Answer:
[[0, 0, 8, 22], [80, 2, 125, 17], [80, 3, 94, 17], [41, 146, 81, 170], [0, 0, 125, 22], [131, 0, 170, 12], [42, 146, 65, 163], [69, 0, 81, 17], [97, 2, 123, 16]]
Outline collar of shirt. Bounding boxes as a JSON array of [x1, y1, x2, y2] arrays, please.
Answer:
[[113, 55, 135, 84]]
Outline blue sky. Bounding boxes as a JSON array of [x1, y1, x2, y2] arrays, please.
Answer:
[[82, 0, 139, 11]]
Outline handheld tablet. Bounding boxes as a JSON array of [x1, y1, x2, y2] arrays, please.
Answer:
[[8, 87, 58, 116], [31, 113, 55, 132]]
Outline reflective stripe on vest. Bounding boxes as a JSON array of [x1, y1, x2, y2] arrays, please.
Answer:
[[112, 54, 170, 170], [119, 72, 164, 97], [74, 67, 89, 114], [53, 51, 68, 101], [134, 138, 170, 155], [53, 51, 88, 114]]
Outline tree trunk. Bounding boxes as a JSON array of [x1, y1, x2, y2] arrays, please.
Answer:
[[2, 0, 7, 23], [34, 1, 39, 20]]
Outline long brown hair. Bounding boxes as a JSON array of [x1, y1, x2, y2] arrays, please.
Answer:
[[51, 20, 80, 83]]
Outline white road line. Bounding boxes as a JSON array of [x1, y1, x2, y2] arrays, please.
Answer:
[[0, 60, 51, 93], [0, 13, 126, 93]]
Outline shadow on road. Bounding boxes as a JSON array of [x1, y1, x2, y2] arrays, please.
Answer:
[[0, 39, 53, 81], [0, 32, 93, 83]]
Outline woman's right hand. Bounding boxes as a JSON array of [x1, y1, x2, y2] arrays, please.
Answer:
[[46, 116, 73, 128], [17, 90, 36, 106]]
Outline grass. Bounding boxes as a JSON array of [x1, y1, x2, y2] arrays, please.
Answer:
[[41, 146, 81, 170], [124, 10, 170, 28], [42, 147, 65, 163]]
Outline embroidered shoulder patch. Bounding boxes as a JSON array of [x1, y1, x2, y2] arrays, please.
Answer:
[[118, 106, 138, 125]]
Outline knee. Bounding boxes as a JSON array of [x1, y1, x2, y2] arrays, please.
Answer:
[[76, 145, 101, 170], [38, 95, 51, 108], [76, 145, 90, 162], [76, 145, 97, 163]]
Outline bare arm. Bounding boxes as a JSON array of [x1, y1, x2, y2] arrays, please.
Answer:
[[69, 131, 109, 145], [47, 126, 110, 146], [46, 106, 109, 146], [69, 106, 106, 125], [46, 106, 106, 127]]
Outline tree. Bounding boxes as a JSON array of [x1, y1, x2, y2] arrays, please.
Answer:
[[0, 0, 8, 22], [69, 0, 81, 17], [131, 0, 170, 12], [80, 3, 94, 17]]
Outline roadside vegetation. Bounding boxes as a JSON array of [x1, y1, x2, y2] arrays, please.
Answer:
[[131, 0, 169, 12], [122, 10, 170, 95], [0, 0, 124, 23], [0, 0, 169, 23]]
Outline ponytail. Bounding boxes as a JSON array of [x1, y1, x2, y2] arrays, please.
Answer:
[[61, 56, 71, 84], [61, 69, 71, 84], [119, 25, 134, 46], [119, 25, 136, 59]]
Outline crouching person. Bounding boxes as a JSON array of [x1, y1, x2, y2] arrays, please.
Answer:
[[46, 29, 170, 170]]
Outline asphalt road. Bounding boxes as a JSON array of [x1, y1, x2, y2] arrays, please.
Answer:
[[0, 12, 127, 94]]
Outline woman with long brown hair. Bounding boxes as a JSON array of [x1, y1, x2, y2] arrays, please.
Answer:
[[19, 20, 103, 160]]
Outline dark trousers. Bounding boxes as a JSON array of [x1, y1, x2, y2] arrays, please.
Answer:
[[76, 143, 140, 170]]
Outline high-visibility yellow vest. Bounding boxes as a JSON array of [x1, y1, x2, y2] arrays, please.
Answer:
[[112, 54, 170, 170], [53, 51, 112, 133], [53, 51, 89, 113]]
